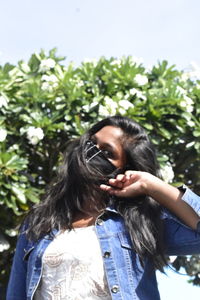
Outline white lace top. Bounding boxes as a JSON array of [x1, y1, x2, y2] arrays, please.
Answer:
[[34, 226, 111, 300]]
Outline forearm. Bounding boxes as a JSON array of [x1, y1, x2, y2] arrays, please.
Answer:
[[142, 174, 200, 230]]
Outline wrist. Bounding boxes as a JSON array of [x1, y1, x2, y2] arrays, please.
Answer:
[[139, 172, 158, 196], [142, 173, 169, 198]]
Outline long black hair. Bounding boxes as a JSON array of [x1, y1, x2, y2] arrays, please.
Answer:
[[25, 116, 166, 270]]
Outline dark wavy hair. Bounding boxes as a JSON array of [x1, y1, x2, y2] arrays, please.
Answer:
[[25, 116, 166, 271]]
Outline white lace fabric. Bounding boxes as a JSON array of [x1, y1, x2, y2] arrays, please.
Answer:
[[34, 226, 111, 300]]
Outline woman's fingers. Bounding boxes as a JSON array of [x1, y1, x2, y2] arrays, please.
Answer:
[[100, 184, 116, 194], [100, 171, 147, 198]]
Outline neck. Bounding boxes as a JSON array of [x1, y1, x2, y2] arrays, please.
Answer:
[[72, 196, 106, 228], [72, 210, 103, 228]]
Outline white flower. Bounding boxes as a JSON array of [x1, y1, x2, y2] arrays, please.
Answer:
[[176, 86, 187, 96], [41, 74, 58, 91], [161, 163, 174, 183], [180, 95, 194, 112], [104, 96, 118, 115], [118, 99, 134, 110], [41, 74, 58, 83], [39, 58, 56, 72], [41, 82, 52, 91], [184, 95, 193, 105], [110, 59, 121, 66], [118, 107, 126, 115], [99, 105, 110, 117], [129, 88, 146, 100], [134, 74, 148, 86], [26, 127, 44, 145], [0, 128, 7, 142], [0, 95, 8, 108], [99, 97, 118, 116], [76, 80, 84, 88]]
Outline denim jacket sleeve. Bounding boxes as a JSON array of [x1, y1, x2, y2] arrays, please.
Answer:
[[6, 225, 31, 300], [162, 187, 200, 256]]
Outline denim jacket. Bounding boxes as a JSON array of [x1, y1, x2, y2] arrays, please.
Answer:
[[6, 187, 200, 300]]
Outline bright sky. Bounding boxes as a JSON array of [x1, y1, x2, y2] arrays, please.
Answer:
[[157, 267, 199, 300], [1, 0, 200, 299], [0, 0, 200, 70]]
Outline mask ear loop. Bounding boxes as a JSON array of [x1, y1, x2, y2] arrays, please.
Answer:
[[84, 140, 103, 163], [86, 149, 103, 163]]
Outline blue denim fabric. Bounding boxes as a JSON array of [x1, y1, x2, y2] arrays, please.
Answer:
[[6, 188, 200, 300]]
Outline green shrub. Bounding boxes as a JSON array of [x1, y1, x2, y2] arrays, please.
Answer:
[[0, 49, 200, 295]]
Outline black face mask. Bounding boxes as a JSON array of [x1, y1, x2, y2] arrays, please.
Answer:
[[84, 140, 123, 181]]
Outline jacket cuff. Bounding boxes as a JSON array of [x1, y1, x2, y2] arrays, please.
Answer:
[[179, 185, 200, 232], [179, 185, 200, 214]]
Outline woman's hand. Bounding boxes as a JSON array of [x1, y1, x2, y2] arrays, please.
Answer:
[[100, 171, 154, 198]]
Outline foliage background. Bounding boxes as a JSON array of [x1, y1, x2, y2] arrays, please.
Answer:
[[0, 49, 200, 296]]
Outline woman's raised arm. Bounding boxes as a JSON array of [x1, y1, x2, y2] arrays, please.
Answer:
[[100, 171, 200, 231]]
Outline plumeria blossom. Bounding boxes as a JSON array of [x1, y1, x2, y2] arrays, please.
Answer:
[[129, 88, 147, 100], [161, 162, 174, 183], [176, 86, 187, 96], [39, 58, 56, 72], [41, 74, 58, 83], [176, 86, 194, 112], [41, 74, 58, 91], [180, 95, 194, 113], [118, 99, 134, 110], [110, 59, 121, 66], [134, 74, 148, 86], [118, 100, 134, 115], [99, 96, 118, 116], [26, 127, 44, 145], [104, 96, 118, 114], [0, 95, 8, 108], [76, 79, 84, 88], [0, 128, 7, 142], [99, 105, 110, 117]]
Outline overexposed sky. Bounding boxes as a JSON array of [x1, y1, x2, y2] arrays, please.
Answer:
[[1, 0, 199, 298], [0, 0, 200, 70]]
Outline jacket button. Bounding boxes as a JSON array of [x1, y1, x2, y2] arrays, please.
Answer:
[[103, 251, 111, 258], [111, 285, 119, 293], [96, 218, 103, 225]]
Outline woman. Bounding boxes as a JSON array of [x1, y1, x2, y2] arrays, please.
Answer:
[[7, 116, 200, 300]]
